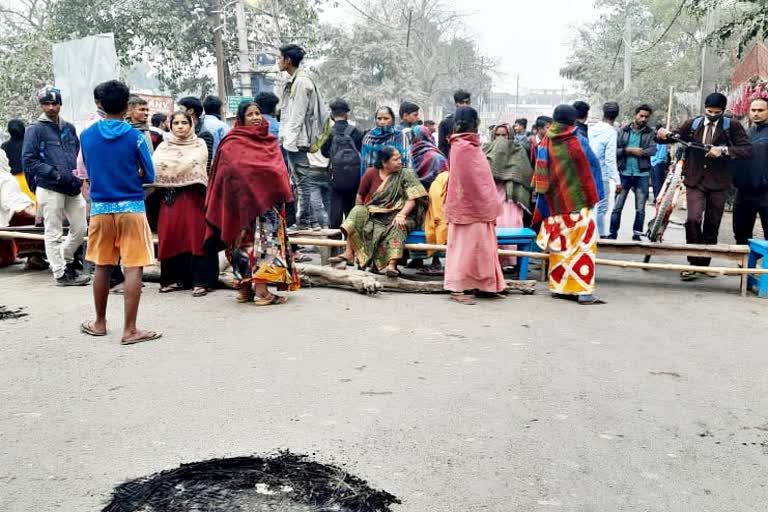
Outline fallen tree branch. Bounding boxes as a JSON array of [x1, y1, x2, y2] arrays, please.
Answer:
[[296, 264, 536, 295]]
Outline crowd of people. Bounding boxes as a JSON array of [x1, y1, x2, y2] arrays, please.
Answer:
[[2, 42, 768, 343]]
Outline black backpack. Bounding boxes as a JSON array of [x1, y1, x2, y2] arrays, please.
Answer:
[[329, 125, 361, 191]]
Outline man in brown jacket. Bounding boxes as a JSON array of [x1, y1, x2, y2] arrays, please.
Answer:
[[657, 92, 752, 279]]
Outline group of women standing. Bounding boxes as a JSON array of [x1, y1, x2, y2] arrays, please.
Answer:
[[149, 99, 532, 306], [151, 101, 298, 305]]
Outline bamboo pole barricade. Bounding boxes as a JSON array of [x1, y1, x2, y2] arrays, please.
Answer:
[[2, 229, 767, 291]]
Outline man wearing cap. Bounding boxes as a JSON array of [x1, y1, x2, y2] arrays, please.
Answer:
[[532, 104, 605, 305], [657, 92, 752, 280], [22, 86, 89, 286]]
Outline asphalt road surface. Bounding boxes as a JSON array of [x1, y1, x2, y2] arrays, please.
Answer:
[[2, 247, 767, 512], [1, 202, 767, 511]]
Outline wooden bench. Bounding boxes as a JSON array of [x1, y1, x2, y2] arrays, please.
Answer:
[[405, 227, 538, 280], [747, 239, 768, 298]]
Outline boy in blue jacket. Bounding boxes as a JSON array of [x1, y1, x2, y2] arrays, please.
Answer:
[[79, 80, 161, 345]]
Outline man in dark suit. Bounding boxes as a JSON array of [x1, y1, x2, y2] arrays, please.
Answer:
[[657, 92, 752, 279]]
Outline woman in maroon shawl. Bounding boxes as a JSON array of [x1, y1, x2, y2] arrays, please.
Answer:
[[204, 101, 299, 305], [443, 107, 506, 305]]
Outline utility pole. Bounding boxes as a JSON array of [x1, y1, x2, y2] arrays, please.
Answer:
[[405, 8, 413, 48], [515, 74, 520, 119], [212, 2, 226, 101], [235, 0, 251, 97], [699, 7, 719, 109], [623, 7, 632, 93]]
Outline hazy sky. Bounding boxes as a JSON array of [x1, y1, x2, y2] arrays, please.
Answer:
[[321, 0, 598, 92]]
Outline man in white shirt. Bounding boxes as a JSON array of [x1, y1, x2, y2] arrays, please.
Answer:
[[588, 102, 622, 238]]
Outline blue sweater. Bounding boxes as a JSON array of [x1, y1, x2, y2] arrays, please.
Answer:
[[80, 119, 154, 214]]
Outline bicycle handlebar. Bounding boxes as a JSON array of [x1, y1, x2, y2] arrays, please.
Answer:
[[665, 133, 712, 152]]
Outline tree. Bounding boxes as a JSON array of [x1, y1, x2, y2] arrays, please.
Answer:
[[689, 0, 768, 57], [561, 0, 731, 124], [315, 0, 493, 124], [49, 0, 327, 96], [0, 0, 54, 125]]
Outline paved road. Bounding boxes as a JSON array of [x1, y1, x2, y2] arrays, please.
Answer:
[[1, 199, 766, 511], [1, 242, 766, 512]]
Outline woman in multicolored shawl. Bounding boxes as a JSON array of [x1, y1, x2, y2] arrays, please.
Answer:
[[409, 124, 449, 273], [149, 110, 218, 297], [483, 125, 533, 269], [443, 107, 506, 305], [359, 107, 404, 175], [411, 125, 448, 187], [204, 101, 299, 306], [532, 105, 605, 305], [329, 145, 427, 277]]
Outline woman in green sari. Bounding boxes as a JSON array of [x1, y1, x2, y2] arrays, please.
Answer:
[[329, 145, 427, 277]]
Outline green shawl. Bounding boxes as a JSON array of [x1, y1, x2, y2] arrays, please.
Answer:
[[483, 137, 533, 212]]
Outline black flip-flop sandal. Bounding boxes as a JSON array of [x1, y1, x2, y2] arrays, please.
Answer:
[[159, 283, 185, 293]]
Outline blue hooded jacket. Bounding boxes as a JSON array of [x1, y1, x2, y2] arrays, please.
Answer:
[[80, 119, 154, 214]]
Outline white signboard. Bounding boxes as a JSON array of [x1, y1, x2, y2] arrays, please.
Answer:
[[52, 33, 120, 129]]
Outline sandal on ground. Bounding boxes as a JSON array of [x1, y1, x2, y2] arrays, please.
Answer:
[[121, 330, 162, 345], [385, 268, 402, 278], [418, 266, 444, 276], [192, 287, 209, 297], [450, 293, 477, 305], [474, 291, 507, 299], [80, 321, 107, 337], [679, 270, 698, 281], [294, 253, 313, 263], [254, 293, 288, 306], [405, 259, 425, 269], [236, 286, 256, 303], [577, 295, 606, 305], [159, 283, 185, 293], [328, 254, 352, 265]]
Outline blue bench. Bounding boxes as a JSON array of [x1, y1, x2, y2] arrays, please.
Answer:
[[747, 239, 768, 298], [405, 227, 538, 280]]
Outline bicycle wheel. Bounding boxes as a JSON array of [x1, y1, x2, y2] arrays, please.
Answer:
[[647, 173, 680, 242]]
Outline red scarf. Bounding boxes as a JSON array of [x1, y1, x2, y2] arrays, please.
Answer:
[[444, 132, 501, 224], [204, 121, 293, 249]]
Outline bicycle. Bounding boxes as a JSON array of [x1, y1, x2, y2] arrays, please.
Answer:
[[645, 135, 711, 243]]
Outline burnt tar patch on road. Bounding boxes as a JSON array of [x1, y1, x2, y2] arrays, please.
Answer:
[[102, 451, 400, 512]]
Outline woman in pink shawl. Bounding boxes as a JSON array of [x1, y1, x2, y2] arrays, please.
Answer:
[[443, 107, 506, 304]]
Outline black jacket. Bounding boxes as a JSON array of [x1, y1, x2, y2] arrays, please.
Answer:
[[733, 123, 768, 192], [658, 117, 752, 191], [437, 114, 455, 156], [22, 116, 81, 195], [320, 120, 363, 158], [1, 137, 24, 174], [617, 124, 657, 173]]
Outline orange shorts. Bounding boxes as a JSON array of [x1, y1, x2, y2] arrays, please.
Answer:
[[86, 212, 155, 267]]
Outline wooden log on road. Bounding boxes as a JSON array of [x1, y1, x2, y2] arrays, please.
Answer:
[[296, 264, 537, 295]]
